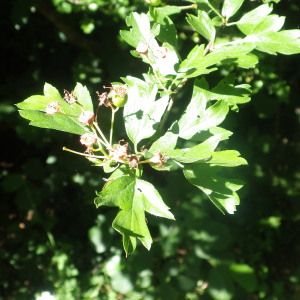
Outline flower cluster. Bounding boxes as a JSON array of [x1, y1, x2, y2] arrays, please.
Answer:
[[44, 86, 164, 170]]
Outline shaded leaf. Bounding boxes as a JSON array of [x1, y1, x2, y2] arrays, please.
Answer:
[[183, 164, 244, 214], [151, 15, 178, 47], [229, 264, 258, 292], [208, 150, 248, 167], [208, 268, 235, 300]]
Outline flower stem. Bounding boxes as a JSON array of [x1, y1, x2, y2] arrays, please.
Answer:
[[93, 122, 110, 147], [109, 109, 117, 146], [207, 1, 224, 20], [177, 4, 197, 11], [62, 147, 106, 159]]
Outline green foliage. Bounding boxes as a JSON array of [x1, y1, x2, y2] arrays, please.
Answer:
[[3, 0, 300, 299], [16, 0, 300, 256]]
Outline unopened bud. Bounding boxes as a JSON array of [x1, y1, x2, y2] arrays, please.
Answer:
[[136, 41, 148, 55], [109, 85, 128, 108]]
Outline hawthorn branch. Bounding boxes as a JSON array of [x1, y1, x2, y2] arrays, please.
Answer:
[[36, 0, 102, 53]]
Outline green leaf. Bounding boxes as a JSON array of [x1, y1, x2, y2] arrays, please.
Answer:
[[123, 76, 169, 148], [150, 5, 184, 20], [229, 264, 258, 292], [193, 76, 251, 111], [164, 133, 228, 164], [44, 82, 62, 100], [179, 44, 205, 73], [113, 206, 152, 255], [94, 170, 174, 255], [208, 150, 248, 167], [136, 179, 175, 219], [236, 4, 273, 35], [183, 164, 244, 214], [186, 11, 216, 42], [18, 110, 87, 135], [73, 82, 94, 111], [222, 0, 244, 20], [208, 268, 235, 300], [16, 95, 52, 111], [120, 12, 153, 48], [222, 53, 259, 69], [244, 31, 300, 55], [178, 80, 230, 139], [180, 43, 255, 77], [151, 15, 178, 47], [149, 122, 179, 153], [250, 15, 285, 34], [16, 83, 89, 135]]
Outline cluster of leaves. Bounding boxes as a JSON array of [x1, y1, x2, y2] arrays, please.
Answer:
[[16, 0, 300, 255]]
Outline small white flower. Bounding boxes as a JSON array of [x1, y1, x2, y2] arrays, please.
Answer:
[[78, 111, 94, 125], [46, 102, 61, 115], [80, 132, 97, 147], [136, 41, 148, 54]]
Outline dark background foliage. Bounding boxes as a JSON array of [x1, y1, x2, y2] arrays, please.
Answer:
[[1, 0, 300, 299]]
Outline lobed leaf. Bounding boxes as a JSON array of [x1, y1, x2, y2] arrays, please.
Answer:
[[222, 0, 245, 20], [95, 169, 174, 255], [73, 82, 94, 111], [183, 164, 244, 214], [186, 11, 216, 42], [16, 83, 89, 135], [120, 12, 153, 48], [244, 31, 300, 55], [178, 79, 232, 139], [180, 43, 255, 77], [150, 14, 178, 47], [208, 150, 248, 167], [123, 76, 169, 148], [236, 4, 273, 35], [164, 133, 229, 164], [194, 76, 251, 110]]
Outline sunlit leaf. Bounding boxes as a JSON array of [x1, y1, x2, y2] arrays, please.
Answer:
[[186, 11, 216, 41], [123, 76, 169, 148], [222, 0, 245, 20], [237, 4, 273, 35]]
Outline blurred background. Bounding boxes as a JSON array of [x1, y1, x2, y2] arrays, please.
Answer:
[[1, 0, 300, 299]]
